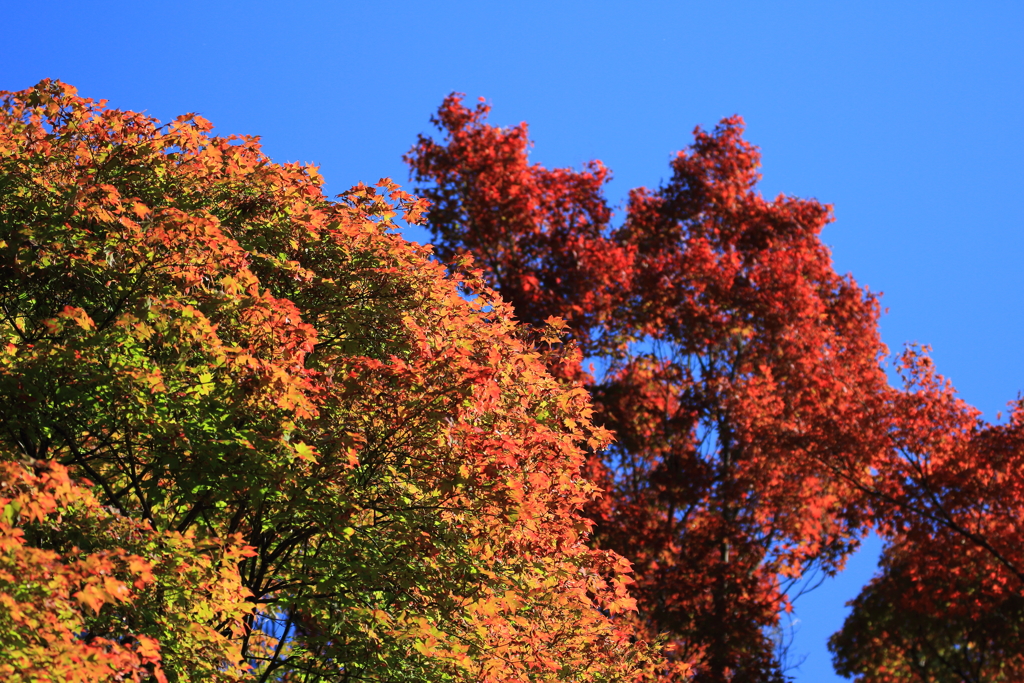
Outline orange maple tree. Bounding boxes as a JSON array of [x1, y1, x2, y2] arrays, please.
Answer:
[[407, 95, 892, 682], [0, 81, 657, 682]]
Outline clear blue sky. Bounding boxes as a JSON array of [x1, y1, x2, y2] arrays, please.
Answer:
[[4, 2, 1022, 679]]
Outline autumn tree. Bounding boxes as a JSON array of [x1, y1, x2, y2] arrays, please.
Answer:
[[407, 95, 891, 682], [829, 349, 1024, 682], [0, 80, 656, 682]]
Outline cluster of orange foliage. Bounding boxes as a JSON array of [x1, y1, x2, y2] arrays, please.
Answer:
[[0, 81, 655, 682], [829, 349, 1024, 682]]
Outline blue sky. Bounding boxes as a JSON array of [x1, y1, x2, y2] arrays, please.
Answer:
[[4, 2, 1022, 679]]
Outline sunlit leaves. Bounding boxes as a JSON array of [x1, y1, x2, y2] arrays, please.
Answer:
[[0, 459, 251, 683], [0, 80, 654, 682]]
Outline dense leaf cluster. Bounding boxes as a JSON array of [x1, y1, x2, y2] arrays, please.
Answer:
[[408, 96, 889, 682], [0, 81, 654, 682]]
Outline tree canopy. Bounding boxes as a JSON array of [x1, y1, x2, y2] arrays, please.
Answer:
[[406, 94, 1024, 683], [0, 80, 655, 682], [407, 94, 890, 682], [829, 349, 1024, 683], [4, 79, 1023, 683]]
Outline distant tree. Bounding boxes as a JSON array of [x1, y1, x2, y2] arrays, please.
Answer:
[[830, 349, 1024, 683], [0, 80, 655, 682], [407, 95, 891, 682]]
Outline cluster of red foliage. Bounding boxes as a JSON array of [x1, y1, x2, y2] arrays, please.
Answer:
[[830, 349, 1024, 682], [408, 94, 1024, 682]]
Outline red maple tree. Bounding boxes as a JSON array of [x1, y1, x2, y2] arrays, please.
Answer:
[[408, 95, 891, 682]]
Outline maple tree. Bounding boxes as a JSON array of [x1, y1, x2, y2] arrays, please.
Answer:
[[0, 80, 657, 682], [407, 95, 892, 682], [829, 349, 1024, 682]]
